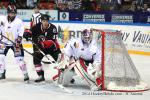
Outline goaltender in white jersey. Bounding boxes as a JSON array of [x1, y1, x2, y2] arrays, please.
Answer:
[[64, 38, 101, 63], [56, 29, 102, 91]]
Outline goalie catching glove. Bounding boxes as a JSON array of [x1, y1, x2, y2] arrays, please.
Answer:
[[23, 29, 32, 41], [40, 40, 55, 49]]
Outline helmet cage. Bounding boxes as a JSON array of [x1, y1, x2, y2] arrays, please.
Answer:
[[82, 29, 93, 43]]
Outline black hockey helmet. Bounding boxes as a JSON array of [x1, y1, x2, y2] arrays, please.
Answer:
[[41, 14, 49, 21], [7, 5, 17, 14]]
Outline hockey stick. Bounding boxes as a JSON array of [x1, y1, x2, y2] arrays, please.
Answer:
[[57, 84, 73, 93], [0, 33, 52, 64], [27, 39, 55, 64], [27, 39, 73, 93]]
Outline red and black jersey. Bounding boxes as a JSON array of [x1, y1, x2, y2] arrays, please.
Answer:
[[31, 22, 60, 53]]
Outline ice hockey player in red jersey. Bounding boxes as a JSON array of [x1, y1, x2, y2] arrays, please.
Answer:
[[24, 14, 61, 83]]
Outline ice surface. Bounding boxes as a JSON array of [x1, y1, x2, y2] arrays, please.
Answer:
[[0, 48, 150, 100]]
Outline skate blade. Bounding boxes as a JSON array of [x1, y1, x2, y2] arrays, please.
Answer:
[[24, 80, 30, 84], [34, 81, 46, 85], [0, 79, 6, 83]]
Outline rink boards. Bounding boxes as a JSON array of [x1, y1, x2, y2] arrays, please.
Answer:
[[23, 21, 150, 56]]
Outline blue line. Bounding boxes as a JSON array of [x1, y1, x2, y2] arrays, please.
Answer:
[[23, 20, 150, 26]]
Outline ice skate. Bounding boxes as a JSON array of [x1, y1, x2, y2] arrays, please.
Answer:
[[0, 70, 6, 80], [34, 75, 45, 83], [24, 73, 29, 83], [90, 84, 100, 91]]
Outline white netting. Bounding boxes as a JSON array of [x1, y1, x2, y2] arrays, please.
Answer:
[[92, 29, 149, 91]]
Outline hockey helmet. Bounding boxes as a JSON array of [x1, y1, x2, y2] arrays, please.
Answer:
[[7, 5, 17, 14], [41, 14, 49, 21], [82, 29, 93, 43]]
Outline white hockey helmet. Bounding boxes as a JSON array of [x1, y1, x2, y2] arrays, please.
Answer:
[[82, 29, 93, 43]]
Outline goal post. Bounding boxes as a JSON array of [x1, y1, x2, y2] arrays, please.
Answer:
[[92, 28, 149, 92]]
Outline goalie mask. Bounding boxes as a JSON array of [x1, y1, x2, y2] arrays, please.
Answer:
[[82, 29, 93, 44]]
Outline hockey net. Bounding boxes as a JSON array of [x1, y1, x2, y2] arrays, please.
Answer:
[[92, 29, 149, 92]]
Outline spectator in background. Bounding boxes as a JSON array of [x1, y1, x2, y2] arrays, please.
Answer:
[[109, 0, 122, 11], [128, 1, 138, 12], [67, 0, 74, 10], [74, 0, 82, 10], [47, 1, 55, 10], [136, 4, 143, 12], [142, 3, 150, 12], [27, 0, 35, 9], [82, 0, 97, 11], [15, 0, 26, 9], [55, 2, 67, 11], [99, 0, 110, 11], [137, 0, 143, 5], [0, 2, 7, 9]]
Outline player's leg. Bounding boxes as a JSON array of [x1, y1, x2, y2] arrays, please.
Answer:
[[76, 59, 102, 91], [0, 46, 10, 79], [93, 62, 102, 88], [13, 45, 29, 82], [33, 50, 45, 83], [0, 54, 6, 79], [56, 55, 76, 86], [87, 63, 102, 90]]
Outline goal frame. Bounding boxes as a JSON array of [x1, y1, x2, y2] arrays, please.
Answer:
[[92, 28, 149, 92]]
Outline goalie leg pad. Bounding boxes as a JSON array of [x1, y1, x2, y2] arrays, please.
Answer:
[[57, 69, 75, 86]]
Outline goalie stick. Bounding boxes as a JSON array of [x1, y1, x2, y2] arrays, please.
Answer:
[[0, 33, 53, 64]]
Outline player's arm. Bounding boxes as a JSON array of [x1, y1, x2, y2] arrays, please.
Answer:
[[30, 15, 33, 29], [47, 24, 58, 40], [14, 20, 24, 46], [18, 20, 25, 37]]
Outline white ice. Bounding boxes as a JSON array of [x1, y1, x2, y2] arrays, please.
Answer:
[[0, 48, 150, 100]]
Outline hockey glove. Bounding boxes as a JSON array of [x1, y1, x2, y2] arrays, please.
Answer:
[[14, 36, 22, 56], [23, 29, 32, 41], [40, 40, 55, 49], [37, 35, 46, 42], [14, 36, 22, 49]]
